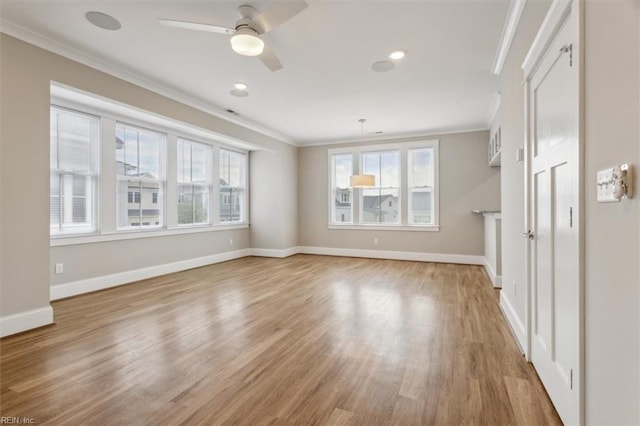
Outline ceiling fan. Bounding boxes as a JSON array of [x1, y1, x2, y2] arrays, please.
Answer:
[[159, 1, 308, 72]]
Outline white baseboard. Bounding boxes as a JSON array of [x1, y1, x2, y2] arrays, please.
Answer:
[[499, 292, 526, 354], [50, 248, 251, 301], [298, 246, 484, 265], [483, 257, 503, 288], [0, 305, 54, 337], [250, 247, 300, 258]]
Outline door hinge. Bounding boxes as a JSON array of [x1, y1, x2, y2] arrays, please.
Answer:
[[560, 44, 573, 67], [569, 207, 573, 228], [570, 369, 573, 389]]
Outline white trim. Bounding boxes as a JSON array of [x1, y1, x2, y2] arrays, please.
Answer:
[[298, 246, 484, 265], [0, 19, 295, 146], [302, 128, 487, 148], [0, 306, 54, 337], [521, 0, 573, 79], [250, 247, 300, 258], [328, 225, 440, 232], [483, 257, 502, 288], [492, 0, 527, 75], [52, 83, 258, 152], [499, 292, 526, 353], [51, 223, 249, 247], [50, 249, 251, 300]]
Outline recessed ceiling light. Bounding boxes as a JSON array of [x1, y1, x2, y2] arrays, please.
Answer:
[[389, 50, 406, 60], [230, 89, 249, 97], [86, 11, 121, 31], [371, 61, 395, 72], [234, 83, 248, 90]]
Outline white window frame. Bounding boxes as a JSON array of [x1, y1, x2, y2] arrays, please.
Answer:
[[50, 89, 250, 247], [359, 149, 401, 225], [50, 105, 100, 236], [329, 153, 354, 225], [115, 122, 166, 231], [218, 148, 248, 224], [327, 140, 439, 231], [177, 138, 213, 227]]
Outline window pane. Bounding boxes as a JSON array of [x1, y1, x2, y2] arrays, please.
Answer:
[[219, 150, 246, 222], [362, 153, 380, 185], [409, 148, 433, 187], [50, 107, 98, 235], [331, 154, 353, 224], [177, 140, 191, 183], [50, 174, 60, 229], [177, 140, 212, 225], [408, 148, 434, 225], [362, 189, 399, 224], [191, 144, 208, 183], [118, 181, 161, 228], [334, 154, 352, 188], [124, 128, 139, 176], [334, 189, 352, 223], [410, 189, 432, 224], [139, 132, 160, 179], [177, 184, 194, 225], [193, 186, 210, 224]]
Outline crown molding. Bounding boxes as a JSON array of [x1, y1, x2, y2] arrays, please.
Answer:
[[0, 19, 297, 146], [297, 126, 489, 148], [492, 0, 527, 76]]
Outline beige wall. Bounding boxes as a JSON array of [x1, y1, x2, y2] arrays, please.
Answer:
[[297, 131, 501, 255], [0, 34, 296, 318], [584, 1, 639, 423], [498, 0, 551, 347], [249, 145, 298, 250]]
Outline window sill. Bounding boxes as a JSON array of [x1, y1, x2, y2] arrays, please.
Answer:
[[50, 223, 250, 247], [328, 224, 440, 232]]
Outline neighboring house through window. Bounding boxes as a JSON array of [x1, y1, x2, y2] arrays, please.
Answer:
[[115, 123, 165, 229], [328, 140, 438, 229]]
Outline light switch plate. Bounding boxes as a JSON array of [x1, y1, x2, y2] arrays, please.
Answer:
[[597, 168, 618, 203]]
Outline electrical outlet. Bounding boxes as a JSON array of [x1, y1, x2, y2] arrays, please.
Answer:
[[373, 237, 378, 245], [229, 239, 233, 246], [55, 263, 64, 274]]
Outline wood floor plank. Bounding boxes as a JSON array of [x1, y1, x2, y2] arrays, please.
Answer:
[[0, 255, 562, 425]]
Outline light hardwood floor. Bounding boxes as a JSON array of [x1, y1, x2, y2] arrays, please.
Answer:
[[0, 255, 561, 425]]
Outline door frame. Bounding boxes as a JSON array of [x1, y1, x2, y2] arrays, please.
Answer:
[[522, 0, 584, 424]]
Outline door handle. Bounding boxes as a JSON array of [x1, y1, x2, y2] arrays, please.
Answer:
[[521, 230, 534, 240]]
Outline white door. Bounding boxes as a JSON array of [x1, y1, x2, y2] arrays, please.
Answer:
[[527, 8, 579, 425]]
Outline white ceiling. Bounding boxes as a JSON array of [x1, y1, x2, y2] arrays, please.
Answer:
[[0, 0, 509, 145]]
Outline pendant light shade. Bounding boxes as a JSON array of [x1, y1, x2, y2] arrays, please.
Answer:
[[350, 174, 375, 188]]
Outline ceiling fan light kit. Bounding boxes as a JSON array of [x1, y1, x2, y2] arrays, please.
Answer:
[[159, 0, 308, 71], [231, 29, 264, 56]]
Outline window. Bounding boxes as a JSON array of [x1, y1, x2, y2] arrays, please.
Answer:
[[115, 123, 165, 229], [408, 148, 435, 225], [50, 106, 99, 235], [50, 87, 251, 245], [219, 149, 246, 222], [330, 153, 353, 223], [361, 151, 400, 225], [328, 140, 439, 229], [177, 139, 212, 226]]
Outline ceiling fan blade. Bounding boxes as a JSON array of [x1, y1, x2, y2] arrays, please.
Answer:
[[259, 44, 283, 72], [158, 19, 235, 35], [253, 0, 308, 33]]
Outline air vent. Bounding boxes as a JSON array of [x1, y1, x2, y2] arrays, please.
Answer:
[[225, 109, 240, 116]]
